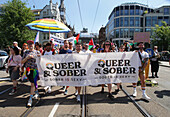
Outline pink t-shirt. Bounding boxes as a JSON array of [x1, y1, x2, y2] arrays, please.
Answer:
[[8, 55, 22, 67]]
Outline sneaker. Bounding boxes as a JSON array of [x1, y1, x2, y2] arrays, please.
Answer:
[[9, 89, 17, 96], [132, 90, 137, 97], [47, 86, 52, 93], [64, 90, 68, 95], [101, 88, 104, 93], [142, 94, 151, 100], [115, 89, 120, 93], [75, 90, 78, 96], [76, 95, 81, 102], [33, 93, 39, 99], [27, 98, 32, 107]]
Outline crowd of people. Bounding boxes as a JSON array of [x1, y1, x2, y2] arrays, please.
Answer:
[[5, 40, 157, 107]]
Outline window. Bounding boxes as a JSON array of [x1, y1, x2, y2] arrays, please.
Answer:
[[125, 9, 129, 15], [130, 9, 134, 15], [164, 16, 169, 24], [43, 34, 46, 40], [164, 8, 169, 15], [135, 9, 140, 15], [116, 18, 119, 27], [130, 17, 134, 26], [47, 9, 50, 15], [120, 28, 124, 38], [120, 17, 123, 27], [116, 10, 119, 16], [130, 28, 134, 37], [152, 16, 157, 27], [115, 29, 119, 38], [124, 17, 129, 27], [135, 28, 140, 32], [43, 11, 47, 16], [158, 17, 163, 26], [124, 28, 129, 38], [146, 16, 151, 27], [135, 17, 140, 27], [120, 10, 123, 15], [0, 52, 8, 56]]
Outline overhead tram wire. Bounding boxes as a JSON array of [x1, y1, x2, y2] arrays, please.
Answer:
[[66, 12, 72, 25], [91, 0, 100, 32], [77, 0, 84, 28]]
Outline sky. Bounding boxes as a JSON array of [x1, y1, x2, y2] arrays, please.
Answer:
[[0, 0, 170, 34]]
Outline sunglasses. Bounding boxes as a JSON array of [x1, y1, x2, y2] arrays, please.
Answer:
[[105, 44, 110, 46]]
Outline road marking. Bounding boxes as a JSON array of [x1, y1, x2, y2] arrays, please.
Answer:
[[48, 103, 60, 117], [0, 87, 12, 95]]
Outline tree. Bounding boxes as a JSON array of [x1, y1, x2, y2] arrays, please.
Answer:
[[0, 0, 36, 48], [152, 21, 170, 51]]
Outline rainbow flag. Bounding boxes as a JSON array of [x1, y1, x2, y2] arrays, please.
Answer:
[[34, 31, 39, 44]]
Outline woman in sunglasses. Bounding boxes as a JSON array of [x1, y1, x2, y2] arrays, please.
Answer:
[[100, 41, 114, 99]]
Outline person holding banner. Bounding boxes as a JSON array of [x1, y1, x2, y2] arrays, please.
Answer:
[[43, 43, 56, 93], [59, 40, 72, 94], [101, 41, 114, 99], [115, 45, 125, 94], [22, 40, 41, 107], [132, 42, 151, 100], [73, 42, 84, 102]]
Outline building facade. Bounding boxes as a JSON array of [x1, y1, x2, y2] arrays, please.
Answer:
[[32, 0, 66, 45], [106, 2, 170, 45]]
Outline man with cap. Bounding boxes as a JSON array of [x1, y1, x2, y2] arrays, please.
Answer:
[[22, 40, 40, 107], [13, 41, 21, 51]]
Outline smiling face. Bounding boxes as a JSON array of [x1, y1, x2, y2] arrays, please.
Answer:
[[28, 43, 34, 51]]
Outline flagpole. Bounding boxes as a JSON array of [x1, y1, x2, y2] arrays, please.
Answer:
[[49, 27, 50, 40]]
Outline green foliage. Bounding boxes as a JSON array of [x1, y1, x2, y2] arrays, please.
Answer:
[[152, 21, 170, 51], [0, 0, 36, 48]]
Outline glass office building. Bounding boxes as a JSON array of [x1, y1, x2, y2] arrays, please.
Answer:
[[106, 2, 170, 43]]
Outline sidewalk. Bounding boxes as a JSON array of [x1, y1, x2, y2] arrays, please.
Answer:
[[159, 61, 170, 67]]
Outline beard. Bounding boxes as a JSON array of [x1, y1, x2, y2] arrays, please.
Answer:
[[64, 45, 68, 48]]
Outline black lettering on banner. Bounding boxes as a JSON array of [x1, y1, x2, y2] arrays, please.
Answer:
[[123, 67, 129, 74], [60, 70, 66, 76], [80, 69, 87, 76], [67, 70, 73, 76], [106, 60, 111, 67], [130, 67, 136, 74], [109, 68, 116, 74], [54, 63, 60, 69], [118, 60, 124, 66], [68, 62, 74, 69], [103, 68, 109, 74], [124, 60, 131, 66], [117, 67, 122, 74], [94, 68, 101, 74], [44, 70, 51, 77], [112, 60, 117, 66], [61, 63, 67, 69], [75, 62, 81, 69], [53, 70, 59, 76], [74, 70, 80, 76]]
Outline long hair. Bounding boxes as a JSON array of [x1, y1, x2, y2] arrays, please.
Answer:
[[12, 46, 19, 55]]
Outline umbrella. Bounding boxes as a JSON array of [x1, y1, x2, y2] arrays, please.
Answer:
[[26, 18, 70, 39]]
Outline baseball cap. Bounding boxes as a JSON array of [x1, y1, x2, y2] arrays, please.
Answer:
[[27, 40, 34, 44], [13, 41, 18, 44]]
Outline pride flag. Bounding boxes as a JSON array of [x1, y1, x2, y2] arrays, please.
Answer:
[[34, 31, 39, 44]]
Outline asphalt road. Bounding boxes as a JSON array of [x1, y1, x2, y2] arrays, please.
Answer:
[[0, 65, 169, 117]]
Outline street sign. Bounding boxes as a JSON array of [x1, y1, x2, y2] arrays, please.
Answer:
[[145, 48, 154, 58]]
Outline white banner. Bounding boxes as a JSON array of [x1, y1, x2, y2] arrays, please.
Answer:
[[36, 52, 140, 86], [50, 34, 75, 46]]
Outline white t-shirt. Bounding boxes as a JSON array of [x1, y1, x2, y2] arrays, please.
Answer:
[[138, 50, 149, 67], [83, 49, 92, 53], [44, 51, 53, 55], [73, 50, 84, 54]]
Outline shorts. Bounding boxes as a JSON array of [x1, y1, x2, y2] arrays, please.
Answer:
[[9, 66, 20, 80], [26, 70, 34, 83]]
